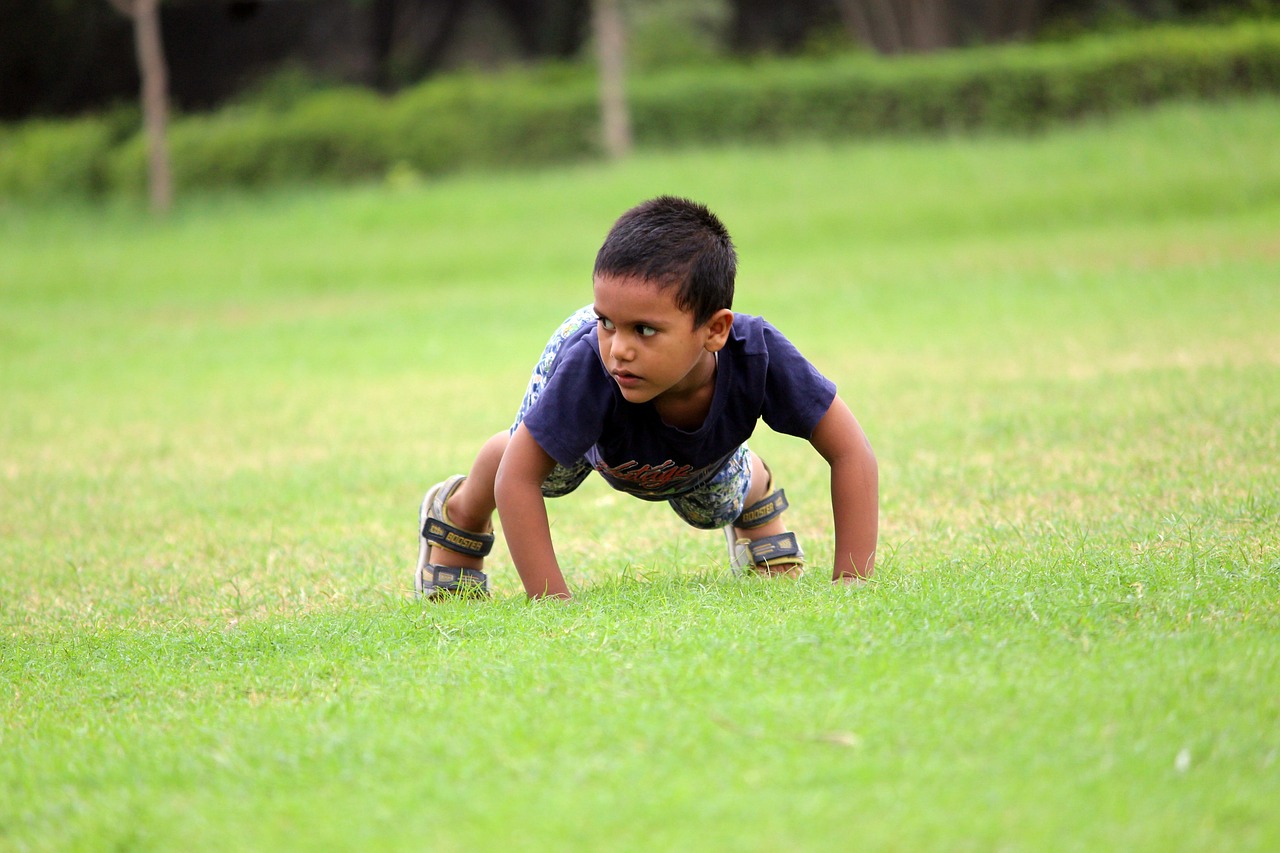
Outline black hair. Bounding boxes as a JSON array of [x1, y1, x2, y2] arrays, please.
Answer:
[[593, 196, 736, 327]]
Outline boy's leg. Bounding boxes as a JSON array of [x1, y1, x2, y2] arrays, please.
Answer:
[[668, 447, 804, 578], [415, 430, 508, 596], [428, 430, 509, 568], [730, 453, 804, 578]]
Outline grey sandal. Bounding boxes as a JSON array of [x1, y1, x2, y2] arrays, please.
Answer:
[[723, 488, 805, 576], [415, 475, 494, 598]]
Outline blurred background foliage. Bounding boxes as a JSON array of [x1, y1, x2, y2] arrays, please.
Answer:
[[6, 0, 1277, 118], [1, 0, 1278, 201]]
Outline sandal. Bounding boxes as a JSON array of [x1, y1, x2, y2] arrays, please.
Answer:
[[723, 487, 805, 577], [415, 475, 494, 598]]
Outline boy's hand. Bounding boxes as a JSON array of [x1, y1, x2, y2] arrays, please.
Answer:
[[809, 395, 879, 582], [494, 424, 572, 599]]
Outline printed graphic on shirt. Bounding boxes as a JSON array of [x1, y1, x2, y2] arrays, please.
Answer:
[[594, 458, 697, 494]]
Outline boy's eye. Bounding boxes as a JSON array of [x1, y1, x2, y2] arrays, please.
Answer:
[[637, 325, 657, 337], [598, 317, 615, 331]]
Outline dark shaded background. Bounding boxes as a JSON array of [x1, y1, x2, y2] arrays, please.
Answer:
[[1, 0, 1264, 120]]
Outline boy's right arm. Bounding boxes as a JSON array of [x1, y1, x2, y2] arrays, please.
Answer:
[[494, 424, 571, 599]]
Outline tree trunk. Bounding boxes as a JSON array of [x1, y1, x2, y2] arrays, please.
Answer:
[[906, 0, 951, 52], [592, 0, 631, 160], [839, 0, 955, 53], [110, 0, 172, 214], [837, 0, 1050, 53]]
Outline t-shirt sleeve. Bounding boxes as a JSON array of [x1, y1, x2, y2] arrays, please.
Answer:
[[759, 322, 837, 439], [520, 341, 613, 467]]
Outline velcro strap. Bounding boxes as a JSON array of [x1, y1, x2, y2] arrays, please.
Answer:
[[431, 565, 489, 594], [422, 517, 494, 558], [747, 532, 804, 566], [735, 489, 789, 530]]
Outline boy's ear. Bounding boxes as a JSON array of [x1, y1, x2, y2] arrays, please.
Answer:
[[703, 309, 734, 352]]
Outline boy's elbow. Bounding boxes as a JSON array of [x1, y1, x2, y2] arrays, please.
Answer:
[[813, 396, 875, 470], [494, 431, 552, 506], [861, 435, 878, 474], [840, 438, 877, 488]]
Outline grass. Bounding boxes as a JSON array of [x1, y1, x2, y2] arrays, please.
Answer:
[[2, 97, 1279, 850]]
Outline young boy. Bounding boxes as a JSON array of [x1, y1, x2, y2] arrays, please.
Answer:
[[415, 196, 878, 599]]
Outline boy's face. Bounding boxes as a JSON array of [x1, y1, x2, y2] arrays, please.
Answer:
[[593, 273, 732, 406]]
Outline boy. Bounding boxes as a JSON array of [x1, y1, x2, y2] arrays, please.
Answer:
[[415, 196, 878, 599]]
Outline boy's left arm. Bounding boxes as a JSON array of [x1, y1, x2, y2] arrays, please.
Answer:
[[808, 394, 879, 583]]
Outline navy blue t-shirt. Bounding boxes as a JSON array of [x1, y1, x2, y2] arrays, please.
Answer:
[[522, 313, 837, 499]]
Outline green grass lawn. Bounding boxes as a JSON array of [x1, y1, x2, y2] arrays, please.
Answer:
[[2, 98, 1278, 851]]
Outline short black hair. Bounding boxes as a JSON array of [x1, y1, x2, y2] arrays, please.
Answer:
[[593, 196, 736, 327]]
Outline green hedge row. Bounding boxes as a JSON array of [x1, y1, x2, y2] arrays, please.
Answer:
[[633, 20, 1280, 141], [3, 20, 1278, 201]]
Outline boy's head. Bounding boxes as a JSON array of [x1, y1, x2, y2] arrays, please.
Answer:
[[593, 196, 736, 328]]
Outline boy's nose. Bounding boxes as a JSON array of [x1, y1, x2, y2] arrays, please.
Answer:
[[611, 334, 636, 360]]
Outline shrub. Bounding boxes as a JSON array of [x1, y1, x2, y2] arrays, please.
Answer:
[[0, 117, 115, 201], [388, 67, 599, 174], [631, 20, 1280, 142], [9, 19, 1280, 200], [107, 88, 394, 194]]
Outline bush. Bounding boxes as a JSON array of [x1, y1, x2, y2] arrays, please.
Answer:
[[6, 19, 1280, 200], [107, 88, 394, 195], [0, 117, 115, 201], [387, 67, 599, 175], [631, 20, 1280, 141]]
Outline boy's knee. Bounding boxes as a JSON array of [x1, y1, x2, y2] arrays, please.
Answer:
[[743, 453, 775, 506]]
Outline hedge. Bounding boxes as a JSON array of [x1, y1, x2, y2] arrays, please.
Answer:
[[0, 117, 117, 200], [628, 20, 1280, 141], [2, 20, 1278, 201]]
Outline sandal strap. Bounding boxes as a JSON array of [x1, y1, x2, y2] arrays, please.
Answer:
[[423, 517, 494, 558], [430, 565, 489, 595], [735, 489, 789, 529], [746, 532, 804, 567], [421, 475, 494, 558]]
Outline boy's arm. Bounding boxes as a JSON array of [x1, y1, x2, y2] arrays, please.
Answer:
[[808, 394, 879, 583], [494, 423, 572, 599]]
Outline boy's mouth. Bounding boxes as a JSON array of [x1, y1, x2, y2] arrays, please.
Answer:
[[612, 370, 642, 389]]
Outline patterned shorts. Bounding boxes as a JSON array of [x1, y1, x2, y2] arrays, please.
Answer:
[[511, 306, 754, 530]]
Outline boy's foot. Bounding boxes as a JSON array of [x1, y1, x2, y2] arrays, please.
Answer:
[[724, 529, 805, 578], [416, 475, 494, 598], [723, 488, 805, 578]]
